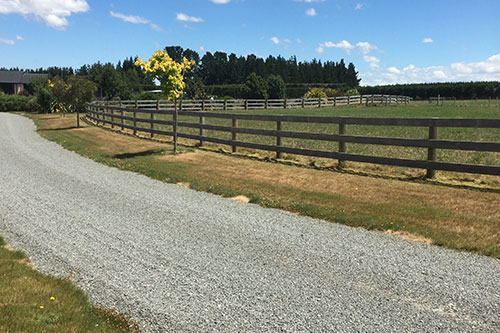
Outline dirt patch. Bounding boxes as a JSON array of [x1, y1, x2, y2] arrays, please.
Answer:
[[176, 182, 190, 188], [385, 230, 433, 245], [231, 195, 251, 203]]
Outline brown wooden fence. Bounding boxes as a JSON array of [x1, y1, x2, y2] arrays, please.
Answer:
[[85, 102, 500, 178], [102, 94, 411, 111]]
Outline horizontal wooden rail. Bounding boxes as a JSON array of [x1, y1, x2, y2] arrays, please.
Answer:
[[86, 103, 500, 177]]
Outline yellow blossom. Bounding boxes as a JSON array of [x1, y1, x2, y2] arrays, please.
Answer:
[[135, 50, 195, 100]]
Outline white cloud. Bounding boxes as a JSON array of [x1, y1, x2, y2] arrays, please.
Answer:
[[16, 35, 24, 40], [210, 0, 231, 3], [305, 8, 317, 16], [387, 67, 401, 74], [149, 23, 162, 31], [271, 36, 280, 44], [355, 3, 363, 10], [199, 46, 206, 52], [0, 37, 15, 45], [362, 53, 500, 85], [176, 13, 203, 23], [110, 11, 149, 24], [363, 55, 380, 69], [0, 0, 89, 30], [422, 38, 433, 43], [317, 40, 378, 55], [318, 40, 355, 54], [356, 41, 377, 54], [110, 11, 161, 31], [296, 38, 302, 44]]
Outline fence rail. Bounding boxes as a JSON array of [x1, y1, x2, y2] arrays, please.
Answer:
[[102, 94, 411, 112], [85, 102, 500, 177]]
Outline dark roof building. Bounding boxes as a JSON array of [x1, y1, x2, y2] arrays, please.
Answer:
[[0, 71, 48, 94]]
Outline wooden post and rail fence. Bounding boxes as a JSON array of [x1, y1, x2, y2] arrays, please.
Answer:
[[85, 98, 500, 178]]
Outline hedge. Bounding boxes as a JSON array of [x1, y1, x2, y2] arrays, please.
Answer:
[[0, 94, 37, 112]]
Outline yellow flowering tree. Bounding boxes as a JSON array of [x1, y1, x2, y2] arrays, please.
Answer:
[[135, 50, 195, 100]]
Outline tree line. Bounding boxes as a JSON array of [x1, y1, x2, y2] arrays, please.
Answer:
[[359, 82, 500, 100], [2, 45, 360, 100]]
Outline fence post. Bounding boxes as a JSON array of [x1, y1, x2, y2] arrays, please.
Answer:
[[110, 106, 114, 129], [276, 121, 282, 159], [318, 98, 321, 108], [426, 121, 438, 178], [224, 99, 228, 111], [152, 100, 158, 138], [173, 100, 178, 153], [132, 100, 138, 135], [347, 96, 350, 106], [334, 96, 336, 107], [265, 98, 268, 109], [119, 100, 124, 130], [437, 94, 440, 106], [284, 98, 287, 109], [201, 99, 205, 111], [232, 118, 238, 153], [199, 116, 204, 146], [338, 123, 346, 168]]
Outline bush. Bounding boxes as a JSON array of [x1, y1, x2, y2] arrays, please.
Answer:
[[0, 93, 37, 112], [345, 88, 360, 96], [241, 73, 268, 99], [267, 75, 285, 99], [304, 88, 327, 99]]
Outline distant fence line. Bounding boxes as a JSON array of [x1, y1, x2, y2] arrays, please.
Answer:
[[102, 94, 412, 112], [85, 101, 500, 178]]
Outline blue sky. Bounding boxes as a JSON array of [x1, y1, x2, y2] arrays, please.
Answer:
[[1, 0, 499, 85]]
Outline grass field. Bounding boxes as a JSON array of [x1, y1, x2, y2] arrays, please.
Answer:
[[0, 236, 138, 332], [23, 110, 500, 260], [105, 100, 500, 179]]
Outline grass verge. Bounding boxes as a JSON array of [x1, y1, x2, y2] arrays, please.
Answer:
[[0, 236, 138, 332], [23, 112, 500, 259]]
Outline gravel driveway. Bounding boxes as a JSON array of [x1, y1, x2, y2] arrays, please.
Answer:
[[1, 113, 499, 332]]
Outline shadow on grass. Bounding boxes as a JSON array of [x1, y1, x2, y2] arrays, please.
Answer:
[[112, 149, 166, 159], [40, 126, 81, 131]]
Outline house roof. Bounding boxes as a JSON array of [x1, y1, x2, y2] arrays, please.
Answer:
[[0, 71, 48, 84]]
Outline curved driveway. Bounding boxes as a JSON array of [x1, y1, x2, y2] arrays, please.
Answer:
[[1, 113, 499, 332]]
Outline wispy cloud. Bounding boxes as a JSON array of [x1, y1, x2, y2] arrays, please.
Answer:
[[355, 3, 363, 10], [16, 35, 24, 41], [0, 37, 15, 45], [271, 37, 280, 44], [210, 0, 231, 3], [305, 8, 317, 16], [0, 0, 90, 30], [110, 11, 161, 31], [176, 13, 204, 23], [422, 38, 433, 43]]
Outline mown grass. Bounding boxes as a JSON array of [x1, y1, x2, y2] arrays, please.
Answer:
[[24, 112, 500, 259], [108, 100, 500, 170], [0, 236, 139, 332]]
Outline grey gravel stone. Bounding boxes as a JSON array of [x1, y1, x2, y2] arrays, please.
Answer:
[[1, 113, 499, 332]]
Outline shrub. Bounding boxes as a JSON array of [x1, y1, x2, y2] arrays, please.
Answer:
[[267, 75, 285, 99], [241, 73, 268, 99], [0, 93, 37, 112], [304, 88, 327, 99], [345, 88, 360, 96]]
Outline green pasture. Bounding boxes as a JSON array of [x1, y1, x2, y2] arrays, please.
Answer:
[[111, 100, 500, 167]]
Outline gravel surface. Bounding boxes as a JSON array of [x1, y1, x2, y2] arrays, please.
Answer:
[[1, 113, 499, 332]]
